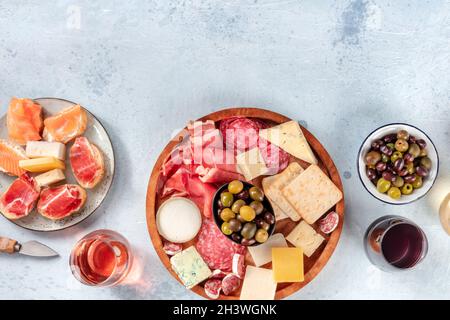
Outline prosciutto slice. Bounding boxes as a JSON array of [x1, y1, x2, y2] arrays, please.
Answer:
[[195, 166, 244, 184], [37, 184, 86, 220], [0, 173, 40, 220]]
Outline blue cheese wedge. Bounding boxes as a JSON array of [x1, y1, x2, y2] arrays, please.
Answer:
[[236, 147, 269, 181], [259, 121, 318, 164], [170, 246, 212, 289]]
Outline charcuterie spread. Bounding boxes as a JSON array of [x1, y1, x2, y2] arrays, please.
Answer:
[[0, 98, 108, 227], [147, 108, 345, 300]]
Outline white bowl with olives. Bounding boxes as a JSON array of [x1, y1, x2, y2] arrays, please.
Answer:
[[357, 123, 439, 205]]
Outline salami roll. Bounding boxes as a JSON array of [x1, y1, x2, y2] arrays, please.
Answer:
[[319, 211, 339, 234], [221, 273, 241, 296], [204, 279, 222, 299]]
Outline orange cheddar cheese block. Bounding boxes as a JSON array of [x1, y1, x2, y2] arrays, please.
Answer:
[[272, 247, 304, 283]]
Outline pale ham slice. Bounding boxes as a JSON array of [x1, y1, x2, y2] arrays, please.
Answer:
[[0, 173, 40, 220], [37, 184, 86, 220], [70, 137, 105, 189], [195, 166, 244, 184]]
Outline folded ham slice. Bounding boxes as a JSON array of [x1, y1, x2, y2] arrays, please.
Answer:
[[195, 166, 244, 184], [0, 173, 40, 220], [37, 184, 86, 220]]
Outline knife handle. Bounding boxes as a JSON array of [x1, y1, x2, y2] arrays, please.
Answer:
[[0, 237, 17, 254]]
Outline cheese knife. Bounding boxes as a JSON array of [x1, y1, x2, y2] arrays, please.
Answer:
[[0, 236, 59, 257]]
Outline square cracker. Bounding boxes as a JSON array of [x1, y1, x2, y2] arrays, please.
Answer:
[[262, 162, 304, 221], [282, 164, 342, 224]]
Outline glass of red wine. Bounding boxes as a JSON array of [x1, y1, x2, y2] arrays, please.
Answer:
[[364, 215, 428, 271], [70, 229, 133, 287]]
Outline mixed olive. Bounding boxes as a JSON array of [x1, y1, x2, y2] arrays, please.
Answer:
[[216, 180, 275, 246], [365, 129, 432, 199]]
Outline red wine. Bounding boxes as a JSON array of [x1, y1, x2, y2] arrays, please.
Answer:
[[381, 223, 424, 269]]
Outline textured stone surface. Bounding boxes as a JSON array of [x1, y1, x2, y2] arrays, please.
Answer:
[[0, 1, 449, 300]]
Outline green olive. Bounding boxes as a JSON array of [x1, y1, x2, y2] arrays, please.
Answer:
[[241, 222, 257, 240], [249, 201, 264, 215], [365, 151, 381, 166], [393, 176, 404, 188], [395, 139, 409, 152], [220, 208, 235, 222], [419, 148, 428, 157], [221, 222, 233, 235], [239, 205, 256, 222], [420, 157, 432, 170], [377, 178, 391, 194], [408, 143, 421, 158], [401, 183, 414, 195], [397, 130, 410, 140], [387, 186, 402, 199], [381, 154, 390, 163], [260, 221, 270, 231], [412, 175, 423, 189], [228, 218, 242, 232], [249, 187, 264, 202], [406, 162, 415, 174], [391, 151, 403, 163], [386, 143, 395, 150], [231, 199, 246, 213], [220, 192, 234, 207], [228, 180, 244, 194], [255, 229, 269, 243]]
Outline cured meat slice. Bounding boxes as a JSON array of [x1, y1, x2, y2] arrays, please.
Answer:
[[0, 173, 40, 220], [210, 269, 228, 280], [7, 98, 43, 145], [319, 211, 339, 234], [187, 176, 216, 218], [232, 253, 246, 279], [187, 120, 216, 137], [196, 219, 246, 271], [200, 147, 238, 173], [163, 241, 183, 256], [258, 139, 290, 175], [43, 105, 87, 143], [37, 184, 87, 220], [204, 279, 222, 299], [70, 137, 105, 189], [221, 274, 241, 296], [0, 139, 28, 176], [161, 167, 190, 198], [220, 117, 266, 152], [195, 166, 244, 184]]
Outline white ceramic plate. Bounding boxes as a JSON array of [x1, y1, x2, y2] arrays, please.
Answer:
[[357, 123, 439, 205], [0, 97, 115, 231]]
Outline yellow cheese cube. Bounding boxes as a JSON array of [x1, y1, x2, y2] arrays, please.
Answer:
[[19, 157, 65, 173], [272, 247, 304, 283]]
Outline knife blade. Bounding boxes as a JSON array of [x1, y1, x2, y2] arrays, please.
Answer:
[[0, 237, 59, 257]]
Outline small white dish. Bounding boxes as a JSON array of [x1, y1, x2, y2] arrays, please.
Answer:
[[357, 123, 439, 205], [0, 97, 115, 231]]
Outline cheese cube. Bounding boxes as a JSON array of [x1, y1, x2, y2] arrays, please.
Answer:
[[19, 157, 65, 173], [236, 147, 269, 181], [272, 247, 304, 283], [26, 141, 66, 160], [286, 221, 325, 257], [170, 246, 211, 289], [35, 169, 66, 187], [248, 233, 288, 267], [240, 266, 277, 300]]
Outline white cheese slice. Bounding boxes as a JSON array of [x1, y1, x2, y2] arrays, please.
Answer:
[[248, 233, 288, 267], [259, 120, 318, 164], [286, 221, 325, 257], [240, 266, 277, 300], [35, 169, 66, 187], [439, 193, 450, 235], [236, 147, 269, 181], [26, 141, 66, 160], [156, 197, 202, 243]]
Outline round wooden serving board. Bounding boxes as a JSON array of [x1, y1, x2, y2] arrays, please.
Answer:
[[146, 107, 345, 300]]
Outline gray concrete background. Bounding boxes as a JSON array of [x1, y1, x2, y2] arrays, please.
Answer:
[[0, 1, 449, 299]]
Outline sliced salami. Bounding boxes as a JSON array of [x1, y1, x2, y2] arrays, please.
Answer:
[[163, 241, 183, 256], [221, 273, 241, 296], [319, 211, 339, 234], [232, 254, 246, 279], [210, 269, 228, 280], [220, 117, 267, 152], [258, 140, 289, 175], [204, 279, 222, 299], [196, 219, 246, 271]]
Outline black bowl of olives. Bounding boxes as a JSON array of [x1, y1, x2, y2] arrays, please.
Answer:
[[357, 124, 439, 205], [213, 180, 276, 246]]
